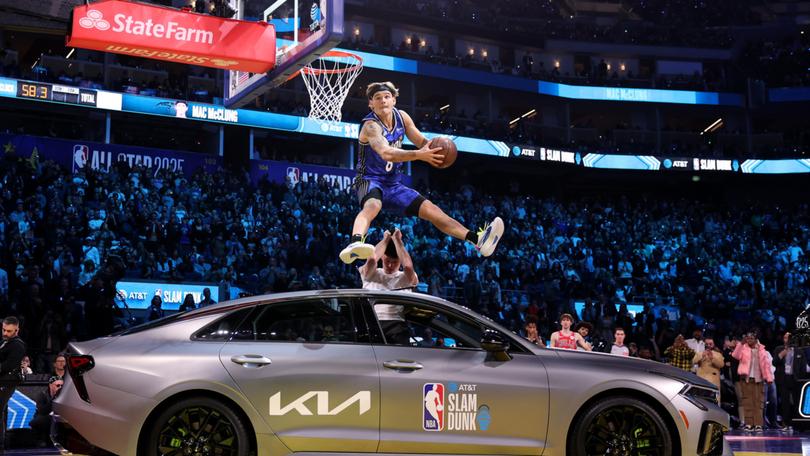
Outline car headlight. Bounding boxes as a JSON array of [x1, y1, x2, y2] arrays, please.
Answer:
[[679, 384, 719, 411], [647, 369, 720, 410]]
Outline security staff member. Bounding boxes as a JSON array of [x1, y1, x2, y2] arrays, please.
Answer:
[[0, 316, 26, 449]]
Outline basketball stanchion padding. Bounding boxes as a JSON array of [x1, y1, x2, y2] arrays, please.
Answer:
[[297, 50, 363, 123]]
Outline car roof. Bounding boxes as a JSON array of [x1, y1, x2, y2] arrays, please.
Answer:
[[182, 289, 482, 320], [122, 289, 512, 342]]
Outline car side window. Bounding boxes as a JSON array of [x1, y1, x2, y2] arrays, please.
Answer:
[[192, 307, 255, 341], [372, 301, 484, 350], [232, 298, 358, 343]]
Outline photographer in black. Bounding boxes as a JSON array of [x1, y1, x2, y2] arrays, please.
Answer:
[[0, 316, 26, 450], [30, 376, 63, 447]]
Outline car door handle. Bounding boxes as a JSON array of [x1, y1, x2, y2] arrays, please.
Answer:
[[231, 355, 272, 367], [383, 360, 424, 371]]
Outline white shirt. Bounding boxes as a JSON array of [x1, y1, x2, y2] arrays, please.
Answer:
[[749, 346, 762, 381], [785, 347, 794, 376], [360, 268, 416, 292], [685, 338, 705, 371], [361, 267, 417, 322], [611, 344, 630, 356], [685, 338, 705, 353]]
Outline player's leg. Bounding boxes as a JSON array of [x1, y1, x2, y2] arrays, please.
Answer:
[[351, 196, 382, 238], [418, 201, 504, 256], [394, 183, 504, 257], [340, 182, 382, 264], [415, 200, 468, 239]]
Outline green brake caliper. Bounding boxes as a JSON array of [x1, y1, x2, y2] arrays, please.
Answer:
[[634, 427, 651, 449]]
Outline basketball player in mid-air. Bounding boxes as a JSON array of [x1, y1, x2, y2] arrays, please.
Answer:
[[339, 81, 504, 263]]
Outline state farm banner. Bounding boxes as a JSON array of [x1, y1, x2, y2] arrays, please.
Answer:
[[67, 0, 275, 73], [0, 133, 223, 178], [249, 159, 412, 191]]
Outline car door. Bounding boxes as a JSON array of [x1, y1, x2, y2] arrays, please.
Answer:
[[219, 296, 380, 452], [364, 296, 549, 455]]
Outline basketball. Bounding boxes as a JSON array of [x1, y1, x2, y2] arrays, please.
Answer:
[[428, 137, 457, 169]]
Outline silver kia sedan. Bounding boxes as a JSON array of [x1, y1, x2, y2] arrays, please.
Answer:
[[53, 289, 730, 456]]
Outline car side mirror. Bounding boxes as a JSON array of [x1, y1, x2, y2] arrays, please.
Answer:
[[481, 330, 511, 359]]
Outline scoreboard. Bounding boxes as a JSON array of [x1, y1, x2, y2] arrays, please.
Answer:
[[17, 81, 98, 106]]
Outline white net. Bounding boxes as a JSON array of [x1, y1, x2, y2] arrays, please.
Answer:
[[299, 51, 363, 123]]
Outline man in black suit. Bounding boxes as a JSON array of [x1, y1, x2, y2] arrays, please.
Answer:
[[0, 316, 26, 450], [774, 331, 798, 430]]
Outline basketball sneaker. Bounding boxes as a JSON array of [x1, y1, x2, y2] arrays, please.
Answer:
[[475, 216, 504, 257], [339, 241, 375, 264]]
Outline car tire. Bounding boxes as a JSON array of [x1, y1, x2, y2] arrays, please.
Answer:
[[569, 396, 674, 456], [144, 396, 251, 456]]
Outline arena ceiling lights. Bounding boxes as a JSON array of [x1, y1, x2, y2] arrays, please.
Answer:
[[509, 109, 537, 127], [700, 118, 724, 135]]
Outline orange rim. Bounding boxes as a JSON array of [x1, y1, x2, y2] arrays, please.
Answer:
[[289, 50, 362, 80]]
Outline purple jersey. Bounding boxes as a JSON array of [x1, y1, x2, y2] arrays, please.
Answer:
[[356, 108, 405, 184]]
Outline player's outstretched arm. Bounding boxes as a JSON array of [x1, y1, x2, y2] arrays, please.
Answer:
[[361, 121, 443, 166], [360, 231, 391, 278], [392, 229, 418, 286]]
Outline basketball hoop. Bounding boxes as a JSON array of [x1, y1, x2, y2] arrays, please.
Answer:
[[298, 50, 363, 123]]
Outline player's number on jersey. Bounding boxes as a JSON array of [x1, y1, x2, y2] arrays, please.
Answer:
[[385, 161, 394, 172]]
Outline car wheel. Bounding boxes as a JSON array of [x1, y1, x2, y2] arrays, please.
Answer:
[[569, 396, 673, 456], [145, 397, 251, 456]]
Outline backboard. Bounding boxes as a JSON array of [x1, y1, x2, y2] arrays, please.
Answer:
[[224, 0, 343, 108]]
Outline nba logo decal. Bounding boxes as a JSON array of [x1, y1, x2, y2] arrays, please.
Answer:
[[286, 167, 301, 186], [73, 144, 89, 172], [423, 383, 444, 431]]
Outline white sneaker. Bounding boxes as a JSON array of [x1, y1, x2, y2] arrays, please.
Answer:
[[339, 241, 375, 264], [475, 216, 504, 257]]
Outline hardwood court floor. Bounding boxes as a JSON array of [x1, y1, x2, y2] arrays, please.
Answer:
[[726, 428, 810, 455], [6, 430, 810, 456]]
